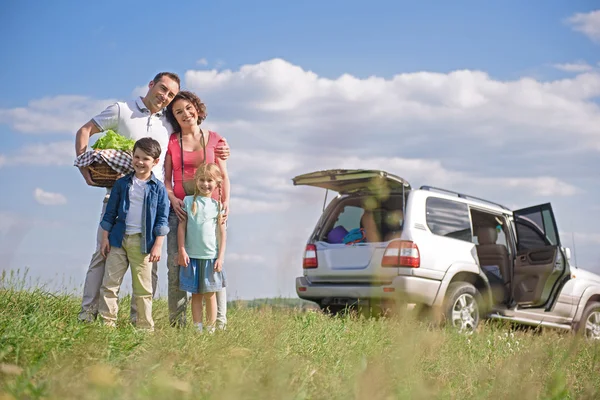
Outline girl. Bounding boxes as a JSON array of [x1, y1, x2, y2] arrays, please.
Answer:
[[178, 163, 227, 333], [164, 91, 230, 328]]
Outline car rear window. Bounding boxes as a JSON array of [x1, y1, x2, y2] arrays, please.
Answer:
[[319, 195, 405, 243], [333, 205, 363, 231]]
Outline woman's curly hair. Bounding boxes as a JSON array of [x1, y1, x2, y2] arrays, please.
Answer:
[[165, 91, 208, 133]]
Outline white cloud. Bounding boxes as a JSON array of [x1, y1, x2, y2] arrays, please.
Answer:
[[0, 96, 116, 134], [228, 151, 581, 216], [4, 58, 600, 153], [131, 85, 147, 98], [488, 177, 581, 197], [34, 188, 67, 206], [227, 253, 266, 263], [231, 197, 292, 214], [186, 59, 600, 158], [553, 61, 594, 72], [0, 59, 594, 214], [561, 231, 600, 246], [196, 58, 208, 66], [567, 10, 600, 43], [0, 141, 73, 168]]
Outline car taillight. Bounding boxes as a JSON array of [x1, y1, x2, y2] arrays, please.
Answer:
[[381, 241, 420, 268], [303, 244, 318, 268]]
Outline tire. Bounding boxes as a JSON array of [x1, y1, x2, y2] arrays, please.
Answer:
[[576, 301, 600, 340], [443, 282, 481, 333]]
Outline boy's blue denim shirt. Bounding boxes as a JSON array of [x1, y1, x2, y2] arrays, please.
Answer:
[[100, 172, 170, 253]]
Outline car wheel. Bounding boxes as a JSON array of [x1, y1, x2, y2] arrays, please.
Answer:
[[576, 301, 600, 340], [444, 282, 481, 333]]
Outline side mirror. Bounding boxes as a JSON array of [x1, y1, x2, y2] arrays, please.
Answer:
[[564, 247, 572, 262]]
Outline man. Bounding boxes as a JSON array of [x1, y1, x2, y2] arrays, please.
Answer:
[[75, 72, 230, 323]]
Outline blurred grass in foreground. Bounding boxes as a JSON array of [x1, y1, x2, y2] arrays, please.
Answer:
[[1, 270, 600, 399]]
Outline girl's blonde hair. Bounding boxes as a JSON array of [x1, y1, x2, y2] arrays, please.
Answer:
[[191, 163, 223, 217]]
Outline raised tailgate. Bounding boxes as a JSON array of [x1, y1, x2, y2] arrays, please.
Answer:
[[310, 241, 397, 283]]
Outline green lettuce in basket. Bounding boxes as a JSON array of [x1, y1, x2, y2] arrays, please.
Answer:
[[91, 130, 135, 152]]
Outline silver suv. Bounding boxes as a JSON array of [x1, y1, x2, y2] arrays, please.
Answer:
[[293, 169, 600, 338]]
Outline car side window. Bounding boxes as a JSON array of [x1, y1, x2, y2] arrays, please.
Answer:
[[515, 219, 548, 250], [426, 197, 472, 242], [472, 227, 507, 246], [496, 226, 508, 247], [542, 209, 558, 245]]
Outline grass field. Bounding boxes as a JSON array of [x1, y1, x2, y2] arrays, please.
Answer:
[[1, 272, 600, 399]]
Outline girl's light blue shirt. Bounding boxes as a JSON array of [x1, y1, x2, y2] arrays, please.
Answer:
[[184, 196, 221, 259]]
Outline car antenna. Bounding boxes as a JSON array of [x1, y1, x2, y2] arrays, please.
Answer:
[[571, 231, 578, 267], [322, 189, 329, 212]]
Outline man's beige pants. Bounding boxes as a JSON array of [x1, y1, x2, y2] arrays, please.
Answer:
[[99, 233, 154, 329]]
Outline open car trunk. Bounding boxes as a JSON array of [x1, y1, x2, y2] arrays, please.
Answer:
[[293, 169, 410, 283], [292, 169, 411, 194]]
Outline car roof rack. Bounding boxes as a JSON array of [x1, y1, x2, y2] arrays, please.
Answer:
[[419, 185, 511, 211]]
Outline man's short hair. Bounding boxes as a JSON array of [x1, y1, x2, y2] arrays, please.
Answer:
[[153, 72, 180, 89], [133, 137, 162, 159]]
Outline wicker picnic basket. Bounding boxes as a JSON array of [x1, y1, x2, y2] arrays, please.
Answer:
[[89, 160, 120, 188]]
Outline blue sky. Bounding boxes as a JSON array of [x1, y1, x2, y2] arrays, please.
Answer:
[[1, 0, 600, 299]]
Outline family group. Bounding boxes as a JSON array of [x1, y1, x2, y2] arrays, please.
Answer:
[[74, 72, 230, 333]]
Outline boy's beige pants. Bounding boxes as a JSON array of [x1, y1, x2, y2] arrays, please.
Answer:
[[99, 233, 154, 329]]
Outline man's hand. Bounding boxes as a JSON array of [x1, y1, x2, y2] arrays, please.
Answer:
[[214, 258, 223, 272], [178, 249, 190, 267], [215, 138, 230, 161], [149, 244, 161, 262], [100, 238, 111, 258], [75, 120, 101, 186], [79, 166, 97, 187], [170, 196, 187, 221]]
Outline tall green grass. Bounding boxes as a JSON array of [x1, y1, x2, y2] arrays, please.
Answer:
[[1, 271, 600, 399]]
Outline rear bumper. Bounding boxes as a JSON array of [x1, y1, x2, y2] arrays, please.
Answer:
[[296, 275, 440, 306]]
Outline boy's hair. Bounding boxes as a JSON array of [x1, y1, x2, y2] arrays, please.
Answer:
[[191, 163, 223, 216], [153, 72, 181, 88], [133, 137, 162, 159], [165, 91, 207, 133]]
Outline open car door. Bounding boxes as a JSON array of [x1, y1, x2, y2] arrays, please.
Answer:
[[512, 203, 571, 311]]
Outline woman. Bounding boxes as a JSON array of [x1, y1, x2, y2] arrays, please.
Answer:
[[164, 91, 230, 328]]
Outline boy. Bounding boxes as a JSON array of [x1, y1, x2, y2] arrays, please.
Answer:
[[98, 137, 170, 330]]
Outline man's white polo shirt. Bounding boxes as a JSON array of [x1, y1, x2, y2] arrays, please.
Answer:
[[92, 97, 173, 182]]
